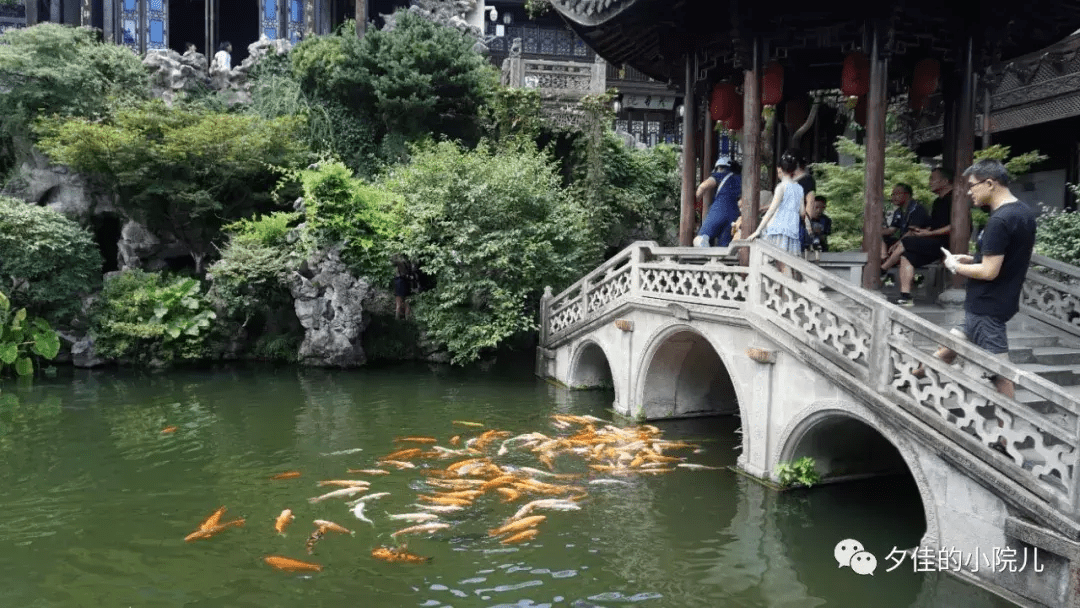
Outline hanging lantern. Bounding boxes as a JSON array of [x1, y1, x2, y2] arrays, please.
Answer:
[[841, 52, 870, 97], [709, 83, 739, 122], [783, 97, 809, 133], [724, 99, 745, 131], [854, 95, 867, 127], [761, 62, 784, 106], [912, 58, 940, 97]]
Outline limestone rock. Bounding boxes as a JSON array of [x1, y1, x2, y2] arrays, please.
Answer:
[[288, 248, 370, 367], [117, 220, 190, 271], [1, 146, 116, 220], [71, 335, 106, 368]]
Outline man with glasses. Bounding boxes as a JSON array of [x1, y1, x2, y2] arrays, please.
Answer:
[[916, 159, 1037, 397]]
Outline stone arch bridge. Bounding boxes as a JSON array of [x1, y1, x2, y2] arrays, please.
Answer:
[[537, 241, 1080, 608]]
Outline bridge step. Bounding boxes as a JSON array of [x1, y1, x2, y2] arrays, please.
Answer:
[[1016, 363, 1080, 386], [1007, 333, 1064, 349], [1030, 346, 1080, 366]]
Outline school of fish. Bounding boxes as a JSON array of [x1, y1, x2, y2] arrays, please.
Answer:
[[179, 414, 719, 573]]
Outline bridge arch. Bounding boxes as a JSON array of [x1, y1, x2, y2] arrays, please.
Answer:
[[568, 339, 615, 390], [632, 324, 743, 421], [775, 401, 940, 548]]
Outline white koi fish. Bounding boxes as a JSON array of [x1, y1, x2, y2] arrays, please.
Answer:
[[676, 463, 724, 470], [387, 512, 440, 523], [412, 503, 464, 513], [510, 499, 581, 522], [351, 501, 374, 525], [346, 492, 391, 506], [320, 447, 364, 456], [308, 486, 368, 503]]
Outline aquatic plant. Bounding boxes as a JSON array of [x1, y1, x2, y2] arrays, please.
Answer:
[[775, 456, 821, 489], [0, 290, 60, 377]]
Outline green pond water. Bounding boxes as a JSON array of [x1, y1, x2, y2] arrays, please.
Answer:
[[0, 359, 1017, 608]]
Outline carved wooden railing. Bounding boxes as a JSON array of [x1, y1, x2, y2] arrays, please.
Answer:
[[1022, 254, 1080, 339], [541, 241, 1080, 518]]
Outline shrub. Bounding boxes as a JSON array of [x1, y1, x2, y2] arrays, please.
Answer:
[[35, 100, 309, 273], [384, 141, 591, 364], [90, 270, 217, 366], [1035, 206, 1080, 266], [0, 290, 61, 377], [0, 196, 102, 325], [775, 456, 821, 488]]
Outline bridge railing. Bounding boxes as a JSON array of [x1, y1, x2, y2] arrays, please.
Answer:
[[1022, 254, 1080, 340], [750, 244, 1080, 516]]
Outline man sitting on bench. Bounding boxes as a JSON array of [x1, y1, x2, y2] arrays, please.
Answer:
[[888, 167, 963, 307]]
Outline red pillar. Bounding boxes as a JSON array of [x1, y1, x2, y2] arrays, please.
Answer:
[[679, 55, 698, 246], [862, 24, 887, 290], [740, 41, 762, 240]]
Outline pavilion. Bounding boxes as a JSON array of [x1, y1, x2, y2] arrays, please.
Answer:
[[549, 0, 1080, 288]]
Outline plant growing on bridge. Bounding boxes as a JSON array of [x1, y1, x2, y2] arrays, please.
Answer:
[[0, 290, 61, 377], [775, 456, 821, 489]]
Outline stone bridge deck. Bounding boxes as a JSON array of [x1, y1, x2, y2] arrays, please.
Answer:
[[536, 241, 1080, 608]]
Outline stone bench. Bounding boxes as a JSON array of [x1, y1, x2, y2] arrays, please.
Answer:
[[807, 251, 867, 285]]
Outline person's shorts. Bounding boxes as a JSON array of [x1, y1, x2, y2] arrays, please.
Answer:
[[950, 313, 1009, 356]]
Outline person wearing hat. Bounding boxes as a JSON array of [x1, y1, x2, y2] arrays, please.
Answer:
[[693, 155, 742, 247]]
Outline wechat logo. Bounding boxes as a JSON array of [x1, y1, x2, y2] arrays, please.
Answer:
[[835, 539, 878, 576]]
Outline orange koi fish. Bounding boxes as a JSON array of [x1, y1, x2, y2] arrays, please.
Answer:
[[379, 459, 417, 470], [496, 487, 521, 502], [449, 435, 461, 446], [382, 448, 423, 461], [264, 555, 322, 573], [313, 519, 352, 535], [371, 545, 430, 564], [271, 471, 302, 480], [185, 518, 244, 542], [274, 509, 294, 534], [161, 426, 178, 434], [394, 436, 438, 444], [489, 515, 545, 537], [452, 420, 484, 427], [196, 506, 227, 532], [346, 469, 390, 475], [416, 495, 472, 507], [499, 528, 539, 544]]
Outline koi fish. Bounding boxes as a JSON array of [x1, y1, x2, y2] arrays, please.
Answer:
[[185, 518, 244, 542], [496, 487, 521, 502], [499, 528, 539, 544], [161, 426, 178, 434], [416, 495, 472, 507], [196, 506, 227, 532], [314, 519, 352, 535], [452, 420, 484, 427], [382, 448, 423, 461], [264, 555, 322, 572], [371, 545, 430, 564], [346, 469, 390, 475], [317, 480, 371, 488], [320, 448, 364, 456], [395, 436, 438, 444], [387, 512, 440, 523], [446, 457, 487, 473], [271, 471, 301, 480], [308, 486, 368, 503], [449, 435, 461, 446], [412, 503, 464, 513], [379, 459, 416, 470], [274, 509, 294, 534], [305, 528, 324, 554], [509, 499, 580, 522], [489, 515, 545, 537], [390, 522, 451, 538], [676, 463, 724, 470], [346, 492, 391, 506], [588, 478, 630, 485], [350, 501, 374, 525]]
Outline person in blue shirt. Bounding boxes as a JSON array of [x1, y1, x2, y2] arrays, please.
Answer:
[[800, 195, 832, 252], [693, 155, 743, 247]]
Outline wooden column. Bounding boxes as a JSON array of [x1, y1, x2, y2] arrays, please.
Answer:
[[950, 35, 976, 271], [355, 0, 367, 37], [981, 84, 992, 149], [861, 23, 887, 290], [702, 114, 716, 226], [679, 54, 697, 246], [740, 40, 762, 240]]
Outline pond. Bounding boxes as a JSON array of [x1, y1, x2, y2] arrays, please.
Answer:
[[0, 358, 1017, 607]]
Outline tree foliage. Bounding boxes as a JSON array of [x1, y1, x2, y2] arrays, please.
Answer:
[[1035, 205, 1080, 266], [0, 196, 102, 325], [291, 11, 497, 157], [35, 100, 309, 273], [812, 136, 933, 252], [384, 141, 592, 364], [207, 212, 301, 325]]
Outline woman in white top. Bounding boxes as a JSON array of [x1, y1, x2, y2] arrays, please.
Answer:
[[748, 151, 804, 275], [212, 41, 232, 72]]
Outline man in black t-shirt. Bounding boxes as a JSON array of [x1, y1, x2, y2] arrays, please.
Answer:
[[881, 183, 930, 265], [916, 159, 1036, 398]]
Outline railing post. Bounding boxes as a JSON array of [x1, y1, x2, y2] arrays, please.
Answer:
[[746, 244, 763, 313], [591, 55, 606, 93], [868, 301, 892, 392], [630, 244, 646, 297], [539, 286, 553, 348]]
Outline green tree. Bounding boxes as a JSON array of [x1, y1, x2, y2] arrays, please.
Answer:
[[35, 100, 308, 273], [812, 136, 934, 252], [0, 23, 149, 173], [0, 196, 102, 325], [384, 141, 591, 364]]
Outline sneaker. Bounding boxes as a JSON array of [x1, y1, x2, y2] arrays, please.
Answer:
[[894, 297, 914, 307], [693, 235, 708, 247]]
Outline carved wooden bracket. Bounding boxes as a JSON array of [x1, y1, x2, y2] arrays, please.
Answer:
[[614, 319, 634, 332], [746, 347, 776, 364]]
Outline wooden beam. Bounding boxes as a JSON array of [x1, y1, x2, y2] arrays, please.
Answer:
[[740, 39, 762, 243], [862, 23, 887, 290], [950, 35, 975, 281], [356, 0, 366, 37], [679, 54, 697, 246]]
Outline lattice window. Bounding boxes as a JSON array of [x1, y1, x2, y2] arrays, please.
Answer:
[[615, 119, 628, 132], [573, 36, 588, 57], [145, 0, 168, 50], [522, 24, 538, 54], [539, 27, 555, 55], [556, 29, 573, 56], [261, 0, 278, 40], [631, 120, 644, 137], [288, 0, 303, 43], [121, 0, 138, 50]]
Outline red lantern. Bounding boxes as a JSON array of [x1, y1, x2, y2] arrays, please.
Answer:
[[784, 97, 809, 133], [912, 58, 940, 97], [841, 52, 870, 97], [909, 90, 928, 112], [854, 95, 867, 127], [724, 98, 745, 131], [710, 83, 739, 122], [761, 62, 784, 106]]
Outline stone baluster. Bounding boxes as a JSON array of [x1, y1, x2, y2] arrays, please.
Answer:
[[745, 244, 764, 315], [868, 299, 893, 392], [591, 54, 606, 93], [539, 285, 553, 347], [630, 243, 647, 298]]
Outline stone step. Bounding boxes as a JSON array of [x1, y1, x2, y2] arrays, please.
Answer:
[[1007, 333, 1063, 349], [1031, 347, 1080, 367], [1015, 363, 1080, 386], [1014, 385, 1080, 428]]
